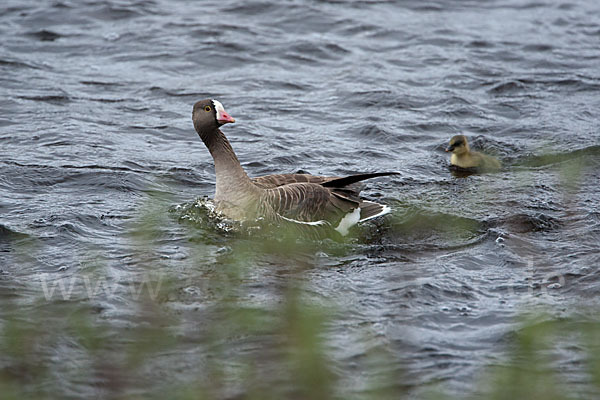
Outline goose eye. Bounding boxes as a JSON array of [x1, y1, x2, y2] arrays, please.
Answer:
[[204, 105, 212, 112]]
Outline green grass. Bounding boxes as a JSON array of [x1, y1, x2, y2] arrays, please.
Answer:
[[1, 152, 597, 400]]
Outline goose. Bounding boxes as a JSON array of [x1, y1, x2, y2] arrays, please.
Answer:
[[445, 135, 501, 172], [191, 99, 398, 236]]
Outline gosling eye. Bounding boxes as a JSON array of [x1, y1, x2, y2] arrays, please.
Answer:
[[204, 105, 212, 112]]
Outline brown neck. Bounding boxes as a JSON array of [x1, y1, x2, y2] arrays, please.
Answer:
[[199, 128, 257, 199]]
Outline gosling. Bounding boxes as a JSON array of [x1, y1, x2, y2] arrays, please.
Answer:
[[445, 135, 501, 172]]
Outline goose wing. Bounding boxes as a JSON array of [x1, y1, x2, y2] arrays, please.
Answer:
[[262, 172, 399, 234], [253, 171, 400, 189], [252, 173, 338, 189], [264, 183, 359, 225]]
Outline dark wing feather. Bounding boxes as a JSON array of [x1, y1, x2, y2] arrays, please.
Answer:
[[252, 174, 339, 189], [321, 172, 400, 188], [253, 172, 399, 189], [359, 200, 387, 221]]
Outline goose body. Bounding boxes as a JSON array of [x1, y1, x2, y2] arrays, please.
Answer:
[[445, 135, 501, 172], [191, 99, 397, 236]]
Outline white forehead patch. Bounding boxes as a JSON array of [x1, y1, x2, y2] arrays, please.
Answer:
[[212, 100, 225, 117]]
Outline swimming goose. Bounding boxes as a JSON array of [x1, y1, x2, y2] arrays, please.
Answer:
[[445, 135, 501, 172], [191, 99, 398, 236]]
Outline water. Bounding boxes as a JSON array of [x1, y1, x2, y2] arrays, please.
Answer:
[[1, 0, 599, 397]]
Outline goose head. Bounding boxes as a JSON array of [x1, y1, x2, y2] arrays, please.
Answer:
[[192, 99, 235, 137], [445, 135, 470, 155]]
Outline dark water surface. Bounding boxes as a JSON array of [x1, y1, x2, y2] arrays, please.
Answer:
[[1, 0, 600, 398]]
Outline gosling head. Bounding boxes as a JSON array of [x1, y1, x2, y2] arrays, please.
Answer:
[[445, 135, 469, 155], [192, 99, 235, 136]]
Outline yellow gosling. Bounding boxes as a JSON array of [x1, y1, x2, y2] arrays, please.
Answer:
[[445, 135, 501, 172]]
